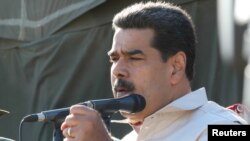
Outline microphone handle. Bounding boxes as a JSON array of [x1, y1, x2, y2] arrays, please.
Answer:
[[41, 102, 94, 122], [41, 107, 70, 122], [23, 102, 92, 122]]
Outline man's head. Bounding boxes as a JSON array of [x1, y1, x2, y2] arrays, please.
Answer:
[[113, 1, 196, 81], [108, 1, 196, 129]]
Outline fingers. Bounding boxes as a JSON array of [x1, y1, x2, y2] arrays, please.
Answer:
[[61, 105, 99, 138], [61, 104, 111, 140], [62, 127, 75, 139], [60, 121, 68, 131], [67, 105, 101, 127], [63, 106, 100, 126], [70, 104, 97, 115], [61, 105, 95, 129]]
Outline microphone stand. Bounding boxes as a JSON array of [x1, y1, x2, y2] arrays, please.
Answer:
[[53, 121, 64, 141], [101, 112, 114, 133], [52, 112, 114, 141]]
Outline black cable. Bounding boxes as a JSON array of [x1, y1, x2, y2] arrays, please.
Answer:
[[19, 119, 25, 141]]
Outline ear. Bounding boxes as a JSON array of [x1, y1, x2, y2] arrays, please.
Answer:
[[169, 51, 187, 85]]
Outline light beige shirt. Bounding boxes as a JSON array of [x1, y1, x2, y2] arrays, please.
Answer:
[[121, 88, 247, 141]]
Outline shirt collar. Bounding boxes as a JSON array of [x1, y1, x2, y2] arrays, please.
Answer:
[[134, 87, 208, 138], [156, 87, 208, 113]]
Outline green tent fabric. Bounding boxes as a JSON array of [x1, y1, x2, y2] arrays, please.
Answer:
[[0, 0, 246, 140], [0, 0, 106, 41], [0, 23, 114, 141]]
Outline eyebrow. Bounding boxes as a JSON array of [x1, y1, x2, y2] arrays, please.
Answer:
[[107, 49, 144, 57], [127, 49, 144, 56]]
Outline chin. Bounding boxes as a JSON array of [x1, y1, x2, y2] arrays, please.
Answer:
[[123, 115, 144, 128]]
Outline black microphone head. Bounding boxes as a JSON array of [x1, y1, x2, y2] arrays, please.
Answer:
[[129, 94, 146, 113], [118, 94, 146, 113], [90, 94, 146, 113]]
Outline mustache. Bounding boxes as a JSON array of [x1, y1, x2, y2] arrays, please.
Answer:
[[113, 79, 135, 92]]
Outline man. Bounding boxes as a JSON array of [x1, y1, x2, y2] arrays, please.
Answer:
[[61, 1, 247, 141]]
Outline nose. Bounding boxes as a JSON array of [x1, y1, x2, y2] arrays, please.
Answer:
[[111, 59, 129, 79]]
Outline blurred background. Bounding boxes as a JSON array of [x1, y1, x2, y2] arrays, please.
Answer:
[[0, 0, 249, 140]]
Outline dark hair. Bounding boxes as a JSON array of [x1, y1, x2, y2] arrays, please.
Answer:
[[112, 1, 196, 81]]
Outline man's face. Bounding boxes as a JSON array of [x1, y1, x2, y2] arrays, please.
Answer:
[[108, 28, 174, 127]]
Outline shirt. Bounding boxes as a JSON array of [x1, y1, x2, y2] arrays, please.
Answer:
[[121, 87, 247, 141]]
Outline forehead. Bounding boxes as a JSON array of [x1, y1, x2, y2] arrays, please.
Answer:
[[108, 28, 155, 55]]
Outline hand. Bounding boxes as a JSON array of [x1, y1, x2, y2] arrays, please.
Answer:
[[61, 105, 112, 141]]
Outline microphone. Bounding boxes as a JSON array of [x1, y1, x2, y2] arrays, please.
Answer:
[[22, 94, 145, 122]]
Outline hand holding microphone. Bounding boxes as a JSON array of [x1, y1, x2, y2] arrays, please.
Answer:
[[59, 94, 145, 140], [61, 104, 113, 140]]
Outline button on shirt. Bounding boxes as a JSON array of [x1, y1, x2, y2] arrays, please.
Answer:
[[121, 87, 247, 141]]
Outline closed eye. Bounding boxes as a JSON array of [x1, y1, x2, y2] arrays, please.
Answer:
[[130, 57, 143, 60], [109, 57, 118, 63]]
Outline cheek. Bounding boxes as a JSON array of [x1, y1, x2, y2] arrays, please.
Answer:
[[110, 67, 115, 83], [140, 68, 169, 88], [138, 68, 170, 98], [133, 73, 160, 97]]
